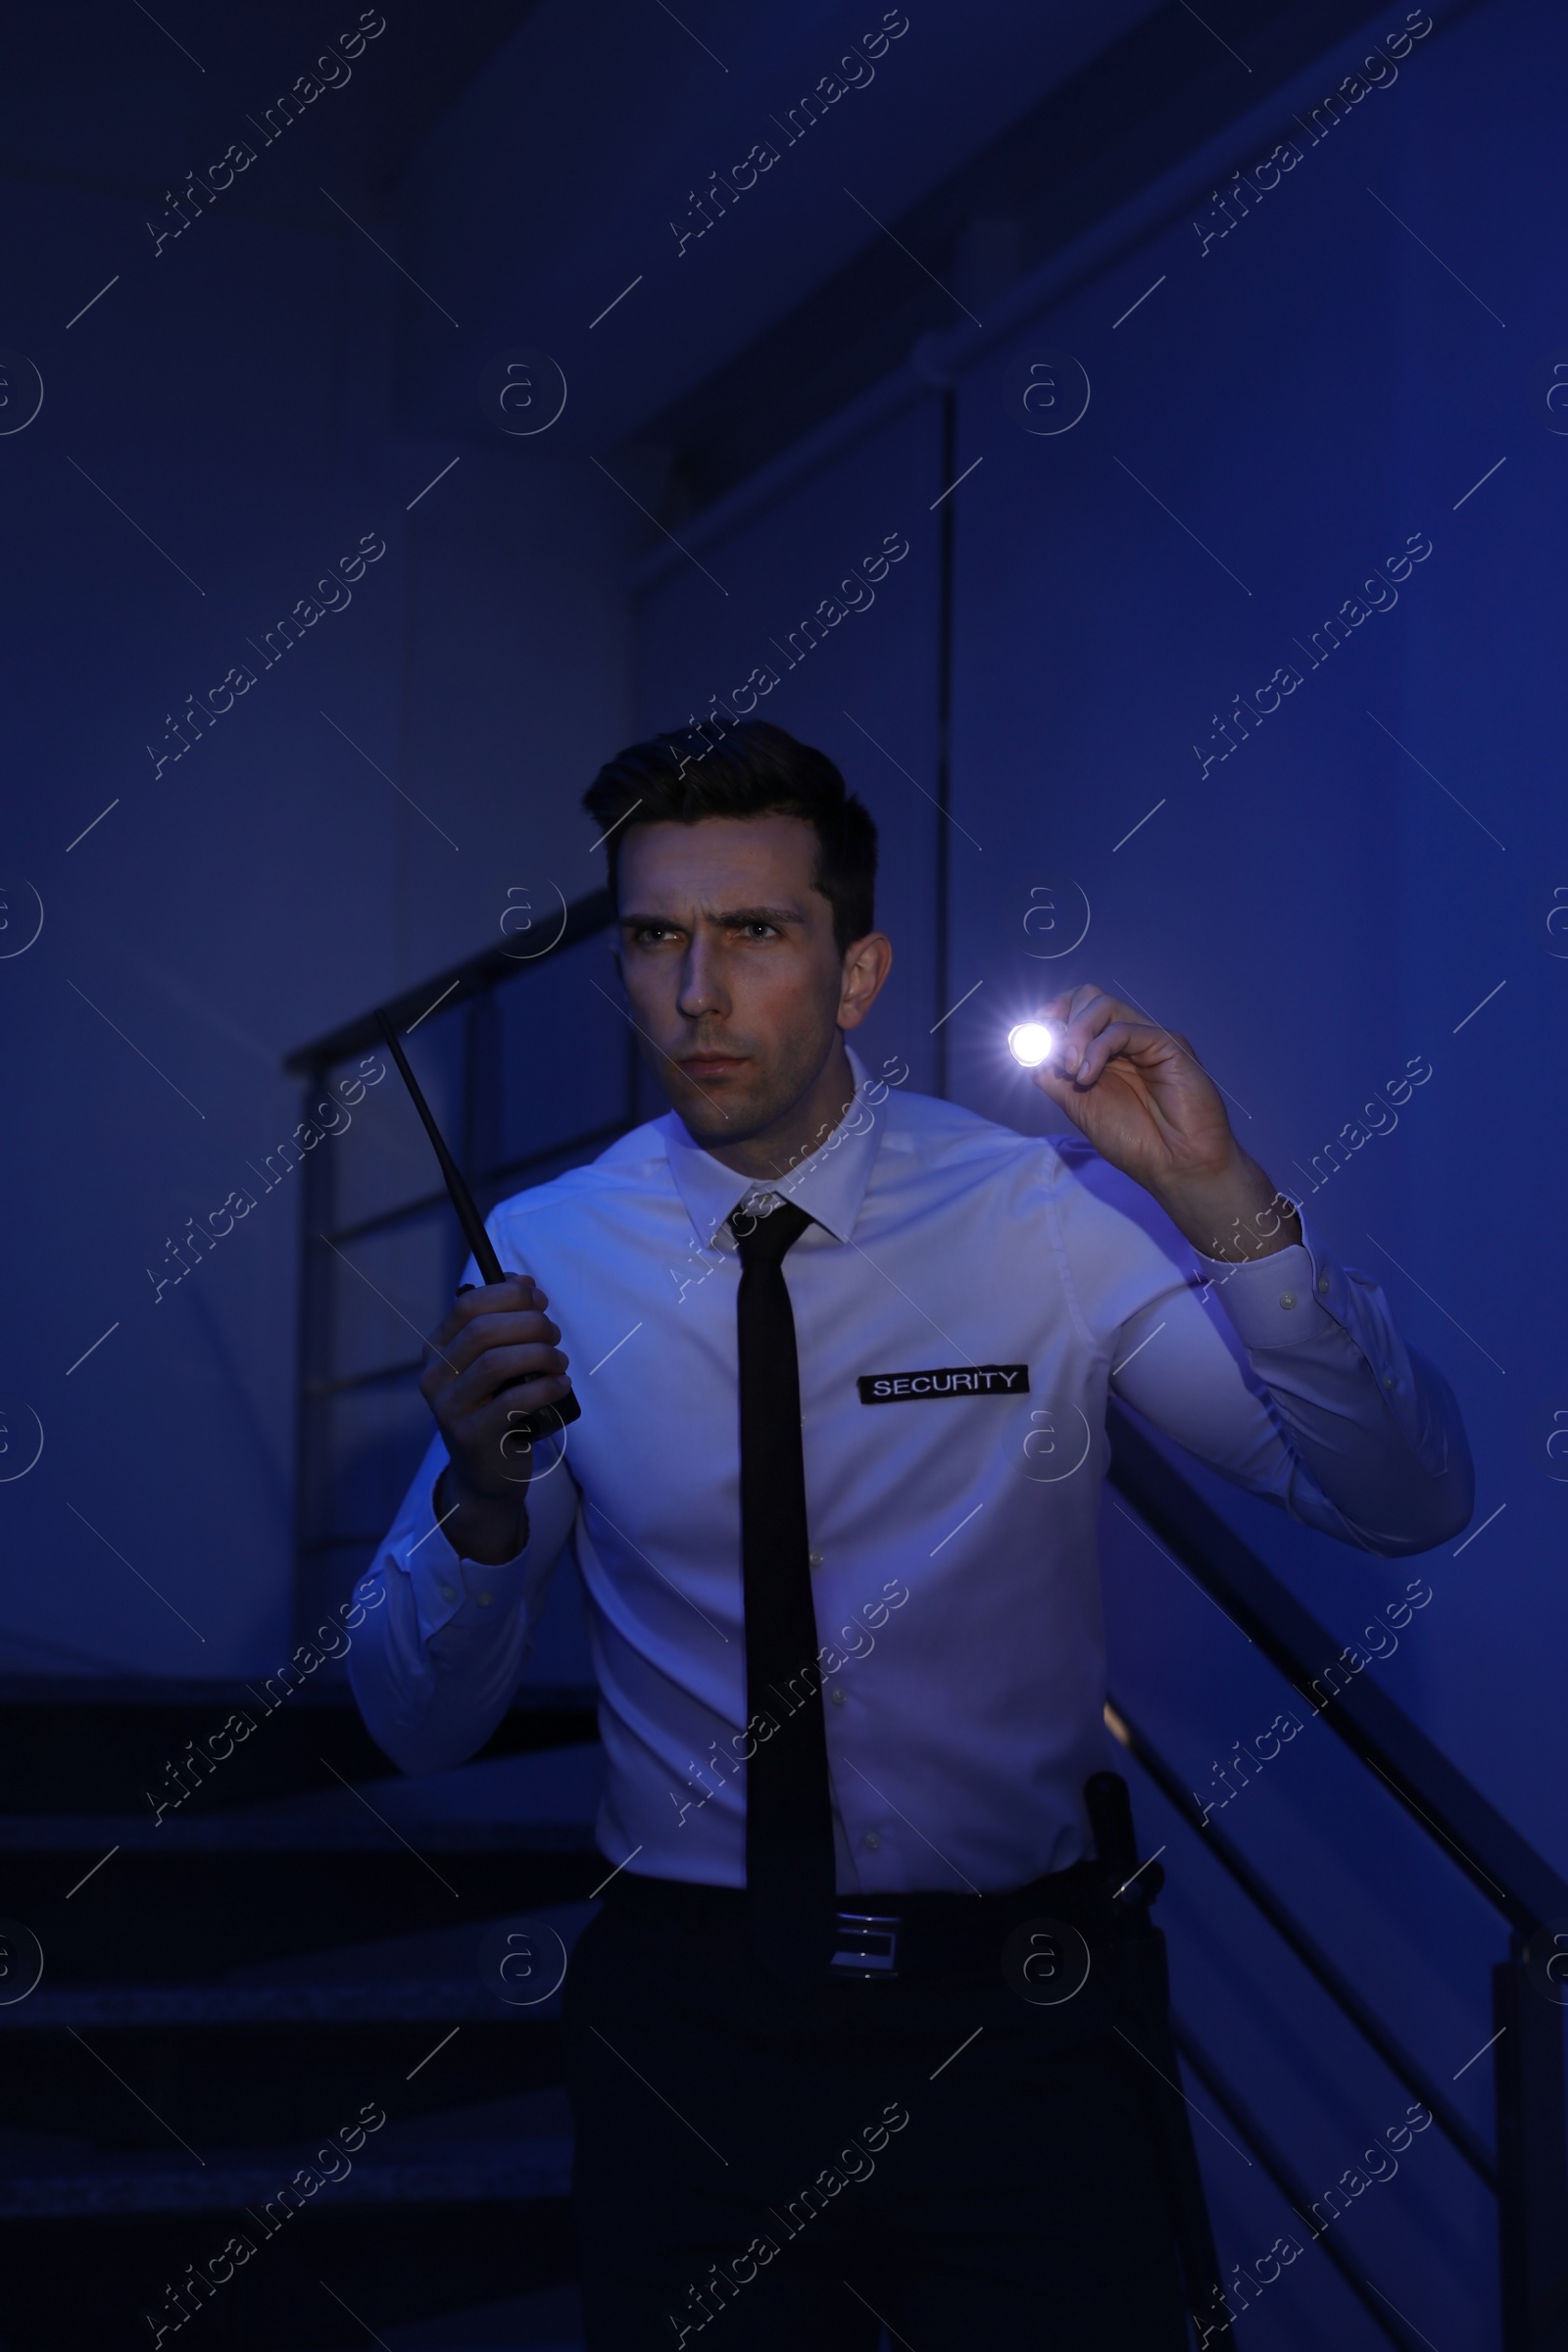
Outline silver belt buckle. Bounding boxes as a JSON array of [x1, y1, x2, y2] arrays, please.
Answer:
[[829, 1909, 900, 1978]]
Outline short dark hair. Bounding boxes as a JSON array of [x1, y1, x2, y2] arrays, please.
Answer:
[[582, 718, 877, 954]]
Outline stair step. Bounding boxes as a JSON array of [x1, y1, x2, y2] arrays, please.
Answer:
[[0, 1676, 596, 1813], [0, 1737, 606, 1848], [2, 1739, 606, 1850], [0, 2196, 578, 2348], [0, 1908, 592, 2143], [0, 1977, 547, 2027], [4, 1748, 610, 1977], [4, 1850, 606, 1979], [0, 2137, 573, 2217], [0, 2015, 569, 2149], [0, 1813, 602, 1852]]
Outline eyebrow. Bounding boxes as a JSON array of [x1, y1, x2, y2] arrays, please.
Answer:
[[619, 904, 804, 930]]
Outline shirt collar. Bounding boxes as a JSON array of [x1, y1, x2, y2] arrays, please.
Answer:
[[661, 1045, 884, 1249]]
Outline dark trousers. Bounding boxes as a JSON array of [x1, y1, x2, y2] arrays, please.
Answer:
[[562, 1871, 1192, 2350]]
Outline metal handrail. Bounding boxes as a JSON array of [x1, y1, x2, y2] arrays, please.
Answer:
[[1105, 1401, 1568, 2347], [326, 1118, 633, 1250], [287, 888, 630, 1589], [1106, 1693, 1495, 2189], [1106, 1403, 1568, 1940], [1172, 2015, 1429, 2352], [284, 887, 615, 1077]]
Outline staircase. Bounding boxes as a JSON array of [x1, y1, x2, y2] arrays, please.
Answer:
[[0, 1676, 603, 2351]]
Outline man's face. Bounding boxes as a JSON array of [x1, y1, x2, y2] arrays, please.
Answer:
[[615, 813, 872, 1146]]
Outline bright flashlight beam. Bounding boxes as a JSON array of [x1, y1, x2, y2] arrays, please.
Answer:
[[1007, 1021, 1057, 1068]]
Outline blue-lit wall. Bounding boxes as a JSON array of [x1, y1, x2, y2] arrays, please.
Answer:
[[0, 113, 632, 1674]]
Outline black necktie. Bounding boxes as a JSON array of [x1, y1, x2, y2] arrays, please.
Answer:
[[731, 1198, 836, 1983]]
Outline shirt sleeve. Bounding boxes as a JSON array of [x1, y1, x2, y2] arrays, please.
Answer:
[[1050, 1144, 1474, 1555], [347, 1425, 581, 1775]]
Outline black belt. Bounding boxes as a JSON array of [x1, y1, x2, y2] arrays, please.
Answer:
[[603, 1858, 1108, 1980]]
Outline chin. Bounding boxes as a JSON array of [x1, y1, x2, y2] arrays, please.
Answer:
[[673, 1087, 750, 1140], [670, 1069, 778, 1142]]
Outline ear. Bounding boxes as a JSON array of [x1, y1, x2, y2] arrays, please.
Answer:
[[837, 931, 893, 1030]]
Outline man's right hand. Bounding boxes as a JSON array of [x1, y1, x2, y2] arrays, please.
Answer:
[[419, 1275, 571, 1567]]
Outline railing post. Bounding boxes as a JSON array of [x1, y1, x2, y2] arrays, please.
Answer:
[[1494, 1939, 1568, 2350]]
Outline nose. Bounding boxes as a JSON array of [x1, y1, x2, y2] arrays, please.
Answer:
[[676, 935, 728, 1022]]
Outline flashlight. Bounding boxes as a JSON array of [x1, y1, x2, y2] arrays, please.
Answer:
[[1007, 1019, 1058, 1069]]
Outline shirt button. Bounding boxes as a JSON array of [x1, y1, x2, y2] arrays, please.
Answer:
[[1317, 1275, 1330, 1295], [440, 1584, 456, 1603], [1383, 1372, 1396, 1390], [1278, 1291, 1297, 1310], [808, 1550, 824, 1567], [829, 1686, 847, 1707], [476, 1592, 494, 1607], [861, 1830, 881, 1852]]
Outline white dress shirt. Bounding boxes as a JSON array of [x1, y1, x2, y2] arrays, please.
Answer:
[[349, 1048, 1471, 1897]]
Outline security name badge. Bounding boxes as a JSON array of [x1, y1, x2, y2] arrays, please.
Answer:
[[857, 1364, 1030, 1403]]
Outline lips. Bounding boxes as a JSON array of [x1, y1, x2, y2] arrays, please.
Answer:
[[680, 1055, 746, 1079]]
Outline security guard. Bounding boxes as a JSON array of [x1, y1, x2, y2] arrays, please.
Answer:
[[351, 720, 1471, 2349]]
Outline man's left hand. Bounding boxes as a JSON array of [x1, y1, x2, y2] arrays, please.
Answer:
[[1030, 984, 1300, 1263]]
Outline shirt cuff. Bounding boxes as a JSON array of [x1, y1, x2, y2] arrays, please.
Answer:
[[1197, 1218, 1447, 1476], [381, 1448, 537, 1643], [1195, 1235, 1338, 1349]]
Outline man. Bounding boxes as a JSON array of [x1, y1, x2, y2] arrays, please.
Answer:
[[350, 719, 1471, 2349]]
